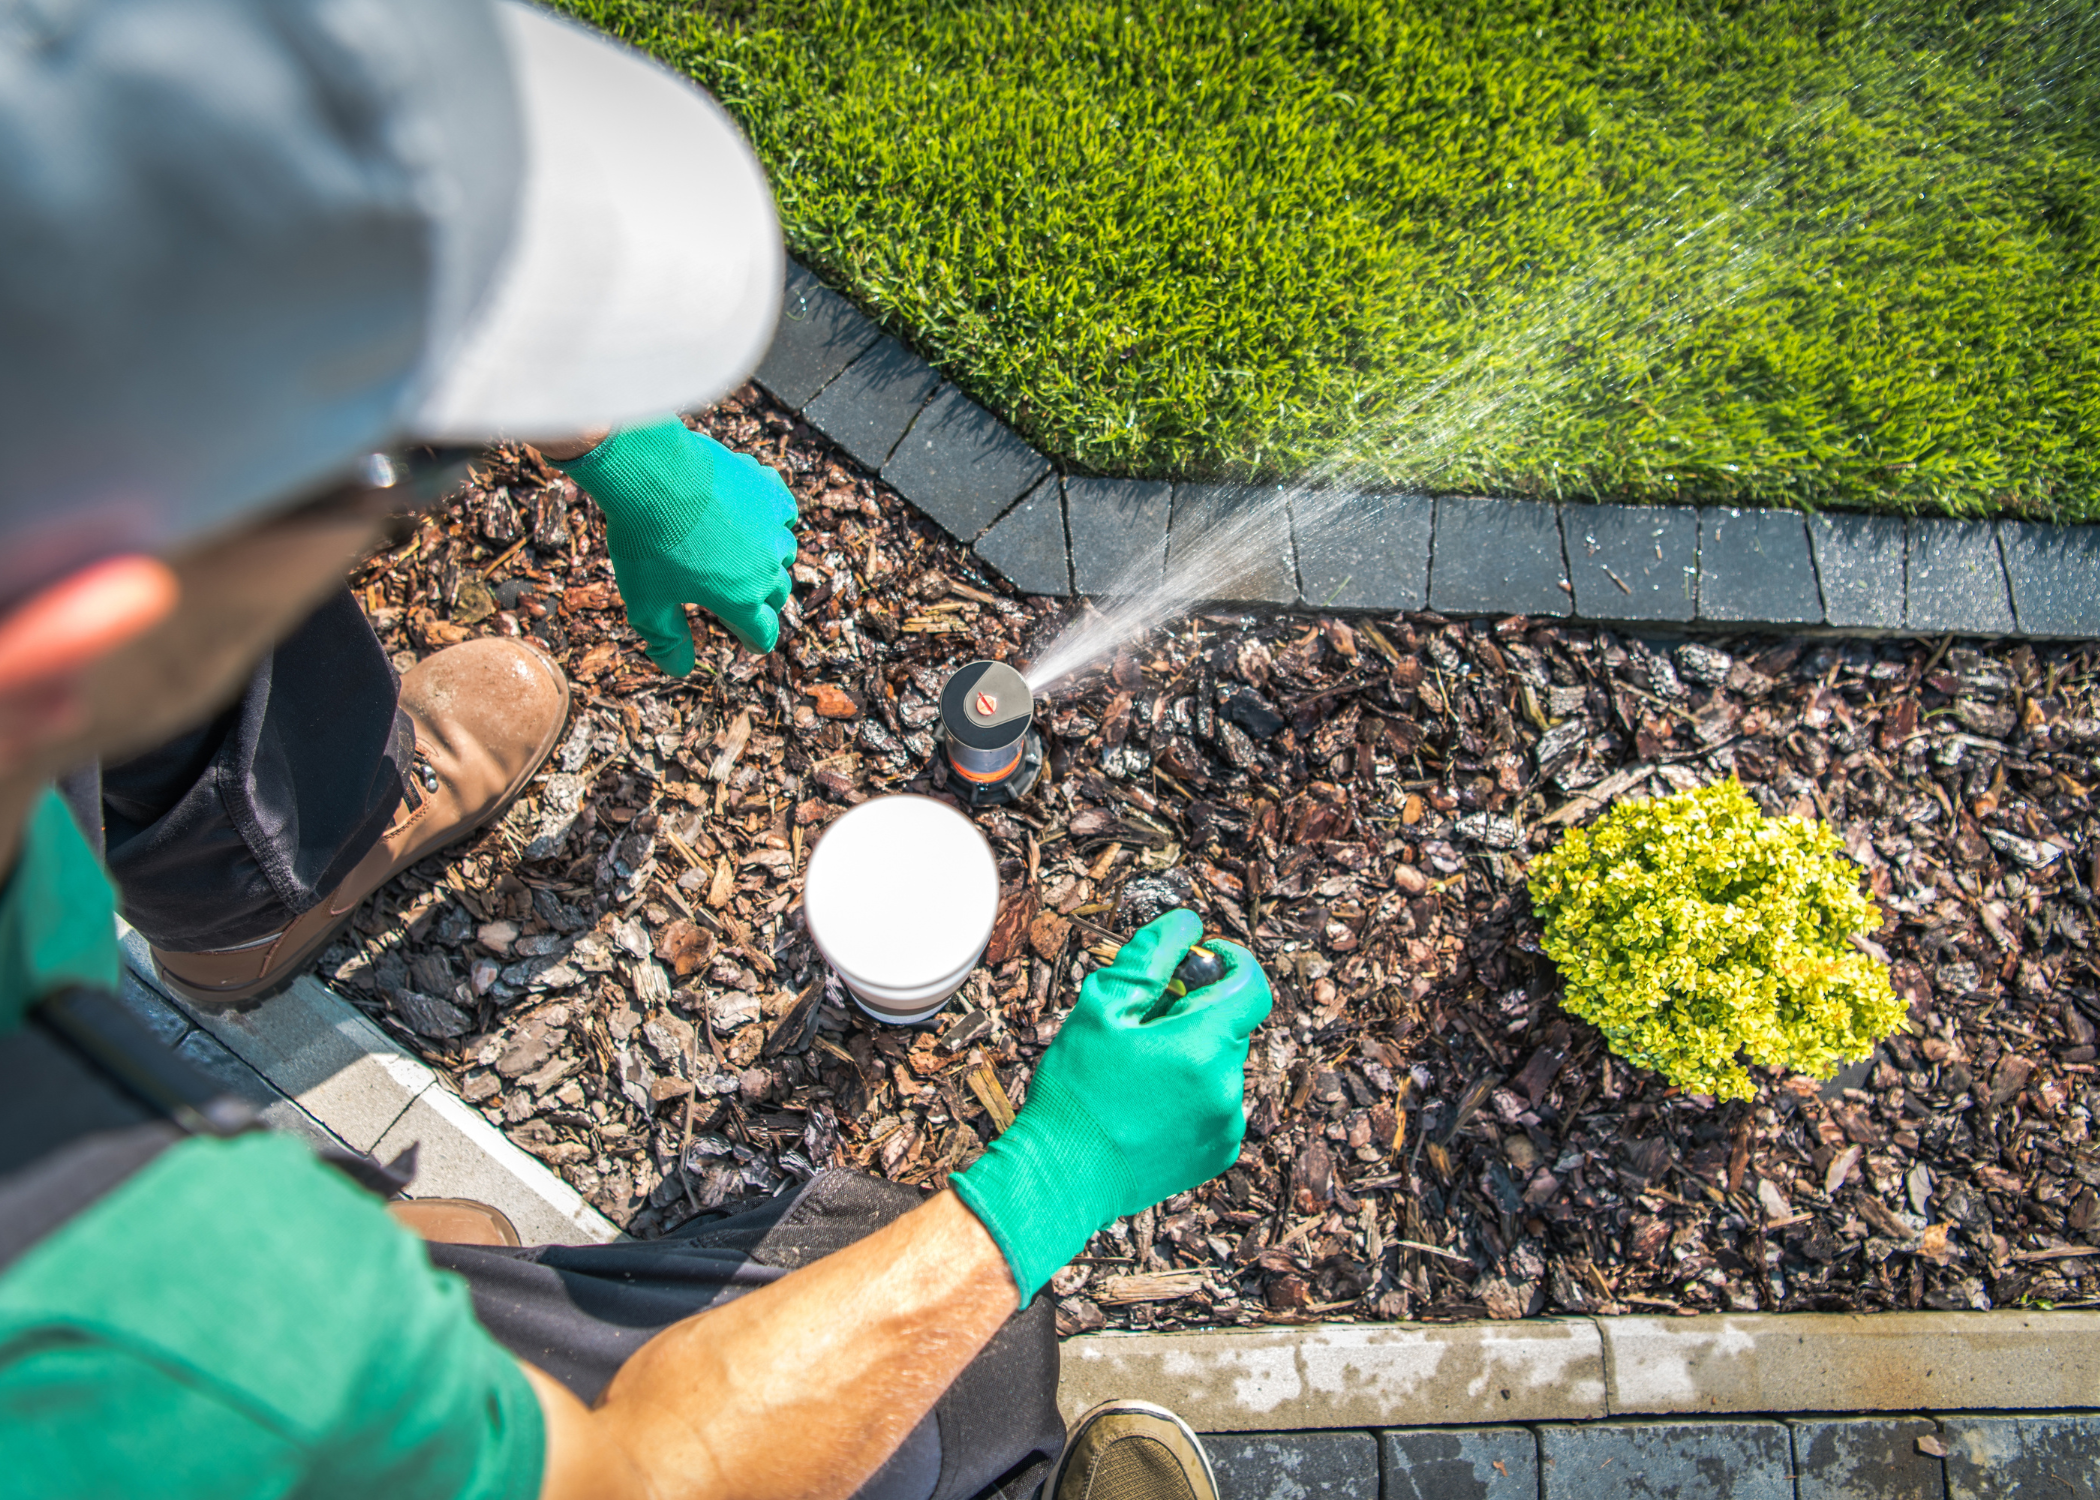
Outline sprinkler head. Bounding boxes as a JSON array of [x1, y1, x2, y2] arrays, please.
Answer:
[[938, 659, 1043, 808]]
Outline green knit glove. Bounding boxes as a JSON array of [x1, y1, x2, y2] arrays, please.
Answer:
[[553, 418, 797, 669], [952, 909, 1272, 1302]]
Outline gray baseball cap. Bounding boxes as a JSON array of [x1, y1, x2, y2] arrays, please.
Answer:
[[0, 0, 781, 603]]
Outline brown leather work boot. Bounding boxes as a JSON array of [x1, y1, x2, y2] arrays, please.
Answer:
[[387, 1198, 522, 1246], [152, 637, 569, 1008]]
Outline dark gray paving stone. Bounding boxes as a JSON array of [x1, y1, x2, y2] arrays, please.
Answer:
[[1809, 513, 1908, 630], [882, 383, 1051, 543], [1166, 483, 1298, 604], [800, 334, 941, 473], [1564, 503, 1698, 621], [972, 478, 1068, 597], [1294, 491, 1433, 612], [1791, 1416, 1945, 1500], [1205, 1431, 1378, 1500], [1066, 477, 1172, 596], [1697, 508, 1823, 624], [115, 970, 193, 1046], [1429, 497, 1570, 617], [752, 262, 882, 409], [1942, 1414, 2100, 1500], [1906, 519, 2014, 636], [1381, 1425, 1536, 1500], [1997, 520, 2100, 638], [1538, 1420, 1792, 1500]]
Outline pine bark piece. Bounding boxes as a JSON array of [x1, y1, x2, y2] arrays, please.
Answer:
[[966, 1063, 1017, 1133]]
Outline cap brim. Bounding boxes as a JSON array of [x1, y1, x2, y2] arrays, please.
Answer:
[[411, 2, 782, 440]]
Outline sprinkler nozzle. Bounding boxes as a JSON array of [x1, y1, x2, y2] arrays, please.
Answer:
[[938, 659, 1043, 808]]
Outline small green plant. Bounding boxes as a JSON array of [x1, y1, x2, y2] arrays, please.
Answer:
[[1526, 777, 1901, 1102]]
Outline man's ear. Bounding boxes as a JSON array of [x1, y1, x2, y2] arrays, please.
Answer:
[[0, 556, 180, 758]]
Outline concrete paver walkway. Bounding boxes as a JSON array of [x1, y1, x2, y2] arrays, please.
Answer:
[[115, 929, 618, 1245]]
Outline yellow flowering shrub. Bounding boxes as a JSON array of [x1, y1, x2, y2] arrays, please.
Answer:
[[1525, 777, 1901, 1101]]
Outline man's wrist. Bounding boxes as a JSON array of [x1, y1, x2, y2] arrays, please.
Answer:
[[529, 427, 612, 463], [929, 1187, 1023, 1313], [950, 1080, 1133, 1303], [549, 420, 718, 553]]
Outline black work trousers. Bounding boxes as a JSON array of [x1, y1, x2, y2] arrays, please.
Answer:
[[90, 587, 411, 952], [432, 1171, 1066, 1500]]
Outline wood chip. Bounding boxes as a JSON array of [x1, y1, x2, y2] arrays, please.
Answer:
[[967, 1063, 1016, 1133], [1096, 1270, 1206, 1305]]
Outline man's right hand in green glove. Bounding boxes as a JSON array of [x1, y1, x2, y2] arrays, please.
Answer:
[[549, 417, 797, 672], [951, 908, 1272, 1302]]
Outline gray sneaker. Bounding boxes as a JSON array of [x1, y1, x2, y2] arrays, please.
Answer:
[[1046, 1400, 1219, 1500]]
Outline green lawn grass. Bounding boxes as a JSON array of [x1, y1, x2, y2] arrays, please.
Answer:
[[555, 0, 2099, 520]]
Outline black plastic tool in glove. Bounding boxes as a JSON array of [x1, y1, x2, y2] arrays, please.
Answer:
[[1169, 945, 1226, 996], [1136, 943, 1227, 1022]]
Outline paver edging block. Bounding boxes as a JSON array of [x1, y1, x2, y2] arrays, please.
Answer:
[[1996, 519, 2100, 639], [751, 262, 882, 410], [1537, 1418, 1792, 1500], [1057, 1318, 1606, 1431], [799, 334, 942, 474], [174, 1025, 347, 1154], [1564, 502, 1697, 623], [1166, 482, 1299, 605], [1429, 495, 1571, 618], [373, 1086, 617, 1246], [114, 967, 195, 1046], [881, 382, 1050, 544], [1293, 491, 1433, 613], [1941, 1412, 2100, 1500], [1906, 518, 2015, 636], [1598, 1310, 2100, 1415], [1808, 512, 1908, 631], [973, 477, 1071, 597], [1698, 507, 1823, 625], [1066, 476, 1173, 597], [163, 970, 436, 1156], [1206, 1430, 1378, 1499], [1381, 1425, 1537, 1500], [1788, 1415, 1946, 1500]]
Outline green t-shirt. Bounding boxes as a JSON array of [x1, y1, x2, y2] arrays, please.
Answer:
[[0, 789, 545, 1498]]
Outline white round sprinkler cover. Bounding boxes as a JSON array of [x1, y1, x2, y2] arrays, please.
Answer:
[[803, 795, 999, 997]]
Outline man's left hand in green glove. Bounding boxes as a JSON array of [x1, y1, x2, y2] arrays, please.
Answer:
[[548, 417, 798, 672]]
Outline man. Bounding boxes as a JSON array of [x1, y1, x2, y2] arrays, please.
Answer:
[[0, 2, 1272, 1498]]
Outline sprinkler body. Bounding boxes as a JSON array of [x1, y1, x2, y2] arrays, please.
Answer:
[[939, 659, 1043, 808]]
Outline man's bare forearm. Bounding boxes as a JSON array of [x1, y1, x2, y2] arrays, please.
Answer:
[[526, 1187, 1020, 1500]]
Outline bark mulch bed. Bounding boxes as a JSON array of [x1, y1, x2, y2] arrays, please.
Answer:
[[325, 382, 2100, 1334]]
